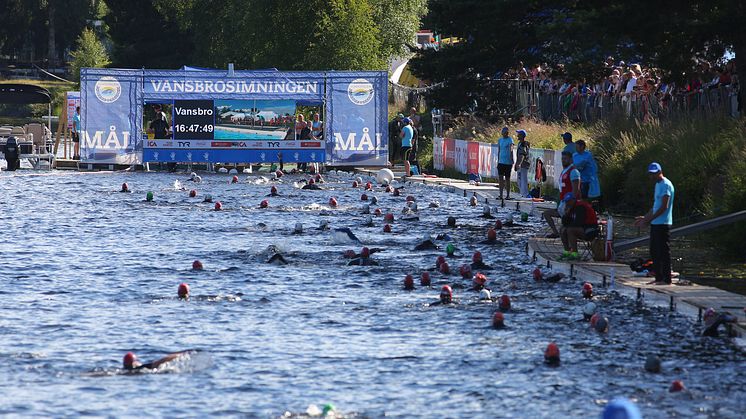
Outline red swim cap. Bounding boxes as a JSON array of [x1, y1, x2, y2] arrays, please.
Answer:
[[474, 273, 487, 288], [328, 197, 338, 207], [275, 170, 283, 178], [582, 282, 593, 299], [669, 380, 685, 392], [352, 181, 359, 188], [436, 255, 445, 268], [439, 261, 450, 274], [192, 260, 203, 270], [365, 182, 372, 190], [420, 271, 431, 286], [440, 285, 453, 302], [494, 220, 503, 230], [260, 199, 269, 208], [403, 274, 414, 290], [406, 195, 415, 202], [361, 247, 370, 258], [590, 313, 600, 328], [271, 186, 278, 195], [393, 188, 400, 197], [178, 283, 190, 299], [309, 178, 315, 185], [384, 213, 394, 223], [544, 342, 560, 364], [121, 182, 129, 192], [492, 312, 505, 328], [533, 267, 543, 281], [343, 249, 356, 259], [374, 208, 382, 216], [123, 352, 137, 369], [499, 295, 511, 311], [214, 201, 223, 211], [361, 193, 368, 201], [459, 264, 472, 279], [189, 189, 197, 198], [383, 224, 392, 233], [487, 228, 497, 241], [385, 186, 392, 193], [472, 251, 483, 263], [231, 175, 238, 183]]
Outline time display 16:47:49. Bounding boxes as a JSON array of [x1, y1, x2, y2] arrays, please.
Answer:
[[174, 124, 214, 133]]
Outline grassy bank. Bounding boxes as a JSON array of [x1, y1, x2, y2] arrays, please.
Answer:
[[413, 113, 746, 261]]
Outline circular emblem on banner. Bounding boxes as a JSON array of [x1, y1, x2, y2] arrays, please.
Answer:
[[347, 78, 374, 106], [94, 76, 122, 103]]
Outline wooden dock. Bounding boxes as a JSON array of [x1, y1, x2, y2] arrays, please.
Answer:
[[526, 237, 746, 344], [355, 168, 746, 347]]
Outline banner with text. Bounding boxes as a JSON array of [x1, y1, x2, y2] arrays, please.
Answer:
[[326, 72, 388, 166]]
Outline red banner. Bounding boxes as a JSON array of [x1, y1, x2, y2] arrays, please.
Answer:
[[467, 141, 480, 174], [443, 138, 456, 169]]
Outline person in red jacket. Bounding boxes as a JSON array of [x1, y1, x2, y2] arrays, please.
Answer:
[[560, 193, 599, 253]]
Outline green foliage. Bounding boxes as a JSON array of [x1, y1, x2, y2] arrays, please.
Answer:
[[68, 28, 110, 82]]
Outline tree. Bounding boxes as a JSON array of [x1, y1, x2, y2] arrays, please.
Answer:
[[69, 27, 110, 81]]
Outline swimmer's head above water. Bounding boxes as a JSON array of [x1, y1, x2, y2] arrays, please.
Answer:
[[178, 283, 190, 299], [123, 352, 140, 370], [440, 285, 453, 304]]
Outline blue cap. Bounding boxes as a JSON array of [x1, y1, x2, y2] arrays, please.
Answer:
[[602, 398, 642, 419], [516, 129, 527, 136], [402, 117, 411, 125], [561, 132, 573, 140], [648, 162, 662, 173], [562, 192, 575, 203], [501, 126, 509, 132]]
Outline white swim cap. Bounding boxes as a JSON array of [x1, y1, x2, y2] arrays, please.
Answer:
[[479, 289, 492, 300], [229, 168, 238, 174], [218, 167, 228, 173], [583, 302, 597, 317], [194, 175, 202, 183], [190, 172, 197, 179]]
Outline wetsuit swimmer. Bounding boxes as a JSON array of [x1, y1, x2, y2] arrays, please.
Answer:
[[702, 308, 737, 337], [445, 243, 458, 257], [302, 179, 323, 190], [268, 186, 280, 197], [480, 228, 499, 245], [480, 205, 496, 219], [414, 237, 439, 251], [435, 233, 452, 241], [429, 285, 457, 306], [470, 251, 492, 271], [122, 350, 195, 371], [348, 247, 380, 266], [267, 253, 288, 265]]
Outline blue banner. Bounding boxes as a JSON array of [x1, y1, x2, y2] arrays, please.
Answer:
[[326, 72, 388, 166], [143, 148, 324, 164], [143, 70, 325, 102], [80, 69, 142, 164]]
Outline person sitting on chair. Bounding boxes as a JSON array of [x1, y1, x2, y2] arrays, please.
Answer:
[[560, 193, 599, 254]]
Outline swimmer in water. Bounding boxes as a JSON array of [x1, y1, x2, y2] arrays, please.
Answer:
[[120, 183, 130, 193], [268, 186, 280, 197], [480, 228, 499, 244], [702, 308, 737, 337], [122, 350, 195, 372], [470, 251, 492, 271], [414, 234, 439, 251], [347, 246, 380, 266], [480, 205, 495, 219], [301, 178, 323, 190], [429, 285, 457, 306], [264, 245, 288, 265]]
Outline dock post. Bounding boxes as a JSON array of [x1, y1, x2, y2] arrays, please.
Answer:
[[602, 275, 607, 287], [669, 296, 676, 311], [636, 288, 642, 301]]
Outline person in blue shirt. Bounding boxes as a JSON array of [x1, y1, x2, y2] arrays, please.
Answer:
[[400, 117, 415, 176], [561, 132, 575, 155], [634, 162, 675, 284], [72, 106, 81, 160], [496, 126, 514, 199], [572, 139, 601, 199]]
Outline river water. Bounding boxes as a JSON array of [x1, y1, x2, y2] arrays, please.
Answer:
[[0, 170, 743, 418]]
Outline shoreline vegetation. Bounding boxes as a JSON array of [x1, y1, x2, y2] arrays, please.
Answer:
[[396, 106, 745, 277]]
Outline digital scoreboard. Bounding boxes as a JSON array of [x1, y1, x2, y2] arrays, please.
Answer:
[[172, 100, 214, 140]]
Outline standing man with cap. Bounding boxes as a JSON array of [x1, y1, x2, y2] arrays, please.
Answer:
[[514, 129, 531, 198], [635, 162, 675, 284], [496, 127, 514, 199], [400, 117, 415, 176], [561, 132, 575, 155]]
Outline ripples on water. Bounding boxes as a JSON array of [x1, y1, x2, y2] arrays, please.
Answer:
[[0, 170, 744, 418]]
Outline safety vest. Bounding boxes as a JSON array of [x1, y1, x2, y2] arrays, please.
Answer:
[[560, 164, 576, 200]]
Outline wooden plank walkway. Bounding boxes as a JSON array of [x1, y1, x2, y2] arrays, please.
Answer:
[[527, 237, 746, 342]]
